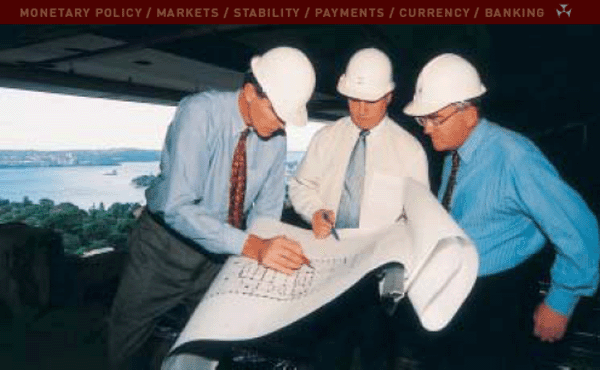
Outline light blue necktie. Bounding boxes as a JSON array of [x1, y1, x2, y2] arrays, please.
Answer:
[[336, 129, 369, 229]]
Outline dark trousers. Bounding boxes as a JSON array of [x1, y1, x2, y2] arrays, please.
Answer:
[[312, 274, 391, 370], [195, 273, 390, 370], [402, 253, 544, 370], [107, 211, 223, 370]]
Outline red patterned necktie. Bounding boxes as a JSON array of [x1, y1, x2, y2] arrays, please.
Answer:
[[442, 150, 460, 211], [228, 128, 251, 229]]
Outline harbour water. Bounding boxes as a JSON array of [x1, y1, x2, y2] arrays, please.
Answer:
[[0, 152, 306, 210]]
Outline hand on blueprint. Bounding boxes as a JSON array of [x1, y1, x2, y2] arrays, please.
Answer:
[[170, 180, 480, 347], [242, 234, 307, 275], [312, 209, 335, 239]]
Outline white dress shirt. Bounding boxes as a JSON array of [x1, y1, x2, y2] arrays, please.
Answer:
[[289, 115, 430, 231]]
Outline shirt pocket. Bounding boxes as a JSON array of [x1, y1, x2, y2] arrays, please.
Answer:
[[361, 172, 406, 229]]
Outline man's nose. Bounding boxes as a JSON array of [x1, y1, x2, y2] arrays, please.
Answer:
[[275, 118, 285, 130], [423, 122, 434, 135], [358, 101, 367, 115]]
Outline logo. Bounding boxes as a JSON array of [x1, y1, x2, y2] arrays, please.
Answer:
[[557, 4, 571, 17]]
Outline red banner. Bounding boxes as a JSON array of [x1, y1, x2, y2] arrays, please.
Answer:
[[3, 1, 597, 24]]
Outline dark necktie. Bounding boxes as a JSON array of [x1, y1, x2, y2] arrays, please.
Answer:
[[336, 129, 370, 229], [228, 128, 251, 229], [442, 150, 460, 211]]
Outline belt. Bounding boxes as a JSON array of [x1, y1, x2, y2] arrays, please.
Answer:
[[142, 208, 227, 264], [144, 208, 169, 229]]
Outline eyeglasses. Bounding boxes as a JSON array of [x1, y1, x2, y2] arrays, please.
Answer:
[[415, 103, 469, 128]]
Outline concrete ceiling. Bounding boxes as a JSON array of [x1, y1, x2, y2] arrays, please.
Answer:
[[0, 24, 598, 134]]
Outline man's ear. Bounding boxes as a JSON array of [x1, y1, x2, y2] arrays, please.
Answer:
[[243, 83, 257, 103], [464, 105, 479, 128], [385, 92, 393, 105]]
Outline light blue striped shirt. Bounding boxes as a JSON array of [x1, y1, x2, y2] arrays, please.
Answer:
[[146, 90, 287, 255], [441, 118, 599, 316]]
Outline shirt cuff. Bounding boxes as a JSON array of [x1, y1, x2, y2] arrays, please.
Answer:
[[305, 205, 323, 224], [222, 225, 249, 255], [545, 285, 580, 317]]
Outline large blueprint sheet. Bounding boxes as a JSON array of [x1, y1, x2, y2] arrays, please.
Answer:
[[172, 179, 478, 350]]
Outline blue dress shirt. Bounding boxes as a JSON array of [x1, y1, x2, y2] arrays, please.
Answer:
[[440, 118, 599, 316], [146, 90, 287, 256]]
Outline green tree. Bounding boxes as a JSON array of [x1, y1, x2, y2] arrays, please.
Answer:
[[81, 218, 111, 241], [41, 203, 87, 233], [39, 198, 54, 209], [23, 196, 32, 206], [62, 233, 82, 254], [0, 198, 139, 255]]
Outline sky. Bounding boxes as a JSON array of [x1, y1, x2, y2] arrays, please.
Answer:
[[0, 87, 326, 152]]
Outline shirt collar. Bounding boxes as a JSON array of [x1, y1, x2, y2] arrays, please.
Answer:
[[370, 116, 389, 136], [457, 117, 490, 163], [345, 115, 389, 137]]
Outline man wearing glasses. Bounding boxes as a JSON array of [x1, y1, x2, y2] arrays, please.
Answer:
[[402, 53, 599, 369]]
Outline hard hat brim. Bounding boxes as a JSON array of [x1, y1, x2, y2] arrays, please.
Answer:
[[277, 105, 308, 127], [403, 100, 448, 117], [337, 74, 394, 102], [250, 53, 312, 127], [403, 85, 486, 117]]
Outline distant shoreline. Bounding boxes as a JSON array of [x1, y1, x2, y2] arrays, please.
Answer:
[[0, 149, 161, 168], [0, 161, 155, 169], [0, 150, 305, 169]]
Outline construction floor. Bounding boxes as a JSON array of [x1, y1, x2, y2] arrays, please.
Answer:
[[1, 250, 599, 370]]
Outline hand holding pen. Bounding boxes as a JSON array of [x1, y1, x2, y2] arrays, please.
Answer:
[[311, 209, 340, 241], [322, 212, 340, 241], [301, 254, 315, 269], [243, 234, 313, 274], [280, 235, 314, 270]]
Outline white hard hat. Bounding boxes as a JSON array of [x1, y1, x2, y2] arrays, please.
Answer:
[[250, 46, 316, 127], [403, 53, 487, 117], [337, 48, 395, 101]]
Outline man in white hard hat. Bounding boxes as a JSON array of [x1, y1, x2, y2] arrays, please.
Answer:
[[289, 48, 430, 369], [107, 46, 316, 370], [403, 53, 599, 369]]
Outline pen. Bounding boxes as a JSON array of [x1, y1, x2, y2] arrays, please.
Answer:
[[302, 255, 315, 269], [305, 260, 315, 270], [283, 235, 314, 270], [322, 211, 340, 241]]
